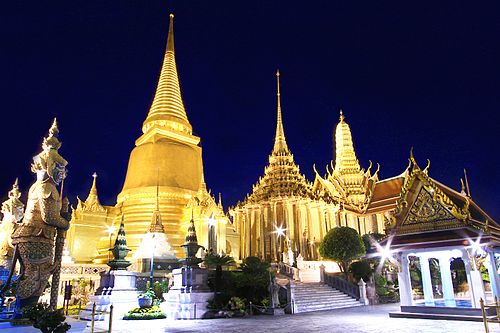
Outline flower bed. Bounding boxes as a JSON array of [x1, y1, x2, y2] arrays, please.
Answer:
[[123, 305, 166, 320]]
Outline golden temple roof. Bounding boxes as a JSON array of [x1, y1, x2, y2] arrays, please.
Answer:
[[334, 110, 361, 174], [78, 172, 106, 213], [312, 111, 378, 212], [142, 14, 192, 135], [246, 72, 314, 203]]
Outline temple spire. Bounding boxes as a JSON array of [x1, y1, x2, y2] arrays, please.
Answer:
[[272, 70, 289, 154], [82, 172, 103, 210], [334, 110, 361, 173], [149, 169, 165, 233], [89, 172, 98, 197], [142, 13, 191, 135]]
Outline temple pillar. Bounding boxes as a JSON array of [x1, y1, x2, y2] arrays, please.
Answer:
[[486, 251, 500, 301], [462, 249, 485, 308], [437, 255, 455, 306], [398, 252, 413, 306], [419, 255, 434, 305]]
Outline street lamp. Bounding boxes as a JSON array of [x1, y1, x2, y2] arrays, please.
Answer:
[[150, 233, 156, 289], [208, 215, 216, 253], [105, 225, 116, 262]]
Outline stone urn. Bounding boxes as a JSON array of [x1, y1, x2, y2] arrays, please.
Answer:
[[138, 297, 153, 308]]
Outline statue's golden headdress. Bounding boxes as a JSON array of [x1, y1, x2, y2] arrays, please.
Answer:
[[31, 118, 68, 175]]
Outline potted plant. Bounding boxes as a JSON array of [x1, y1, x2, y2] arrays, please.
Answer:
[[138, 289, 155, 308]]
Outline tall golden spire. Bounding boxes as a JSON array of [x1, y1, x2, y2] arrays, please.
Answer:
[[82, 172, 105, 212], [334, 110, 360, 173], [142, 13, 192, 135], [272, 70, 289, 154]]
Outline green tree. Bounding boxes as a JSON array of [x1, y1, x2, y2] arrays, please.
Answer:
[[319, 227, 365, 277], [204, 254, 235, 292], [234, 256, 271, 305]]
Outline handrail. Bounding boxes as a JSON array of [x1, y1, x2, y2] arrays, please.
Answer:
[[323, 272, 360, 300], [278, 262, 299, 281]]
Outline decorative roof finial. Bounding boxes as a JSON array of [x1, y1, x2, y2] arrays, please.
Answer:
[[167, 13, 175, 52], [339, 109, 344, 122], [272, 70, 289, 154], [107, 215, 131, 270], [9, 178, 21, 200], [90, 172, 98, 195], [463, 168, 471, 197]]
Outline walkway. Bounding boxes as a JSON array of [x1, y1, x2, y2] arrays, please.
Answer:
[[86, 303, 499, 333]]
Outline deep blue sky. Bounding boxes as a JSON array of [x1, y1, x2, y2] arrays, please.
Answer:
[[1, 1, 499, 219]]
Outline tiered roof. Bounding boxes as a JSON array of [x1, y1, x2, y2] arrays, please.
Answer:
[[245, 71, 314, 203], [313, 112, 378, 212]]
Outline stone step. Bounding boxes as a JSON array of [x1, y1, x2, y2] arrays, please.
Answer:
[[295, 298, 360, 306], [294, 294, 353, 302], [291, 282, 363, 314], [295, 303, 363, 313], [296, 300, 362, 309], [294, 290, 344, 295], [294, 286, 340, 291]]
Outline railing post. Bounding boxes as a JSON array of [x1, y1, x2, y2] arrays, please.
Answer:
[[358, 279, 368, 305], [108, 304, 113, 333], [495, 296, 500, 327], [289, 281, 296, 314], [319, 264, 325, 283], [91, 302, 96, 333], [481, 298, 489, 333]]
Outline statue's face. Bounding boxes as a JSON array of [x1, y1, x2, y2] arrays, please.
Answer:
[[52, 163, 67, 185]]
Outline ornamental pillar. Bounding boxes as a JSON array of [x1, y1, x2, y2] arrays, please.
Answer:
[[398, 252, 413, 306], [486, 251, 500, 301], [419, 255, 434, 305], [438, 255, 455, 306]]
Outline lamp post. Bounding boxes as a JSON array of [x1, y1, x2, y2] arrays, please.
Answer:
[[106, 225, 116, 262], [149, 233, 156, 289], [208, 216, 216, 253]]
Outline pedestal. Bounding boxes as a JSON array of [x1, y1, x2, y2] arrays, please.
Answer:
[[469, 270, 486, 308], [83, 270, 138, 320], [161, 267, 213, 319]]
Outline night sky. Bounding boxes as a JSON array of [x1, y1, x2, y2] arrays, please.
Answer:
[[2, 1, 499, 219]]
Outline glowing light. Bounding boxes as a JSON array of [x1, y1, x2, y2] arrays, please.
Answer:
[[105, 225, 116, 236], [274, 225, 286, 237], [208, 217, 216, 228], [467, 237, 484, 256], [371, 235, 397, 272]]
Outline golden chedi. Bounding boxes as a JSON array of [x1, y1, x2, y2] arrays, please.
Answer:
[[67, 14, 237, 264], [114, 14, 202, 259]]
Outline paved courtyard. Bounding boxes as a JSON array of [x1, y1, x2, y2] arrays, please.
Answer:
[[86, 304, 499, 333]]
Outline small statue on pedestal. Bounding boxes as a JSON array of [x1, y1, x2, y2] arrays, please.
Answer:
[[0, 179, 24, 268]]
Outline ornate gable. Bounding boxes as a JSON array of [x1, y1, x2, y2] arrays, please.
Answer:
[[403, 187, 457, 226], [390, 152, 470, 234]]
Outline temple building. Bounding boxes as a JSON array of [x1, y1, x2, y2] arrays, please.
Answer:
[[67, 14, 239, 265], [232, 73, 409, 262], [231, 71, 325, 261]]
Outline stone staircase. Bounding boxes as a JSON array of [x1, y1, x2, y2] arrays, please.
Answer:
[[292, 282, 363, 313]]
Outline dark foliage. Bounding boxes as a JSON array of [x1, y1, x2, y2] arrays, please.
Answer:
[[23, 303, 71, 333]]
